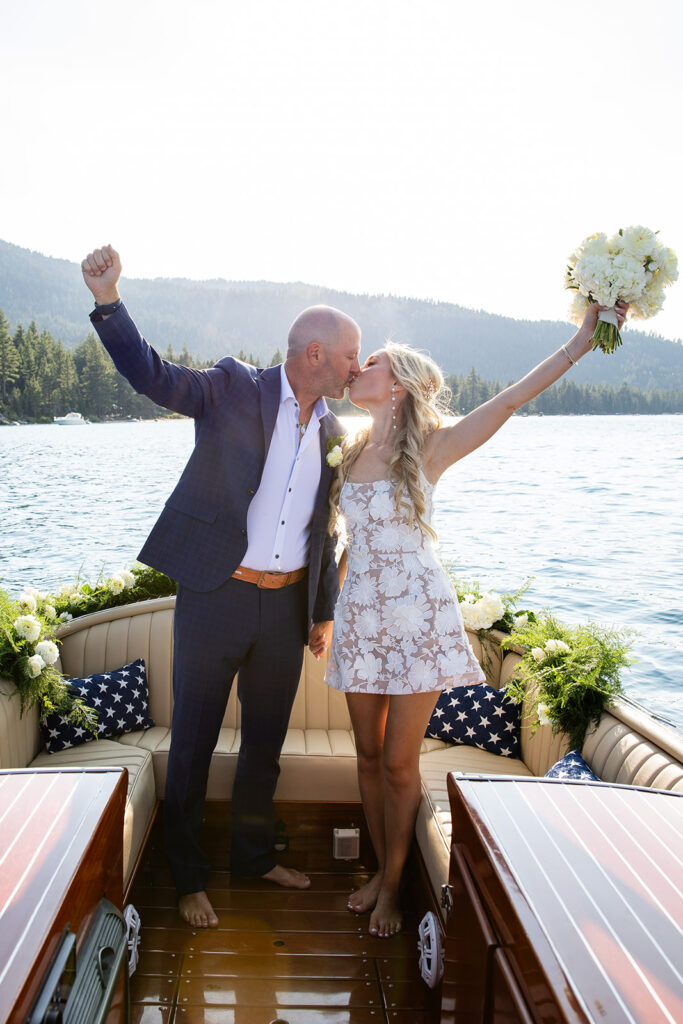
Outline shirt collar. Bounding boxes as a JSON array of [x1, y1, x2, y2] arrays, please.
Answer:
[[281, 364, 329, 420]]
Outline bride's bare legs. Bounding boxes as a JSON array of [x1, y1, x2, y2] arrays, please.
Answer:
[[370, 690, 441, 937], [345, 693, 390, 913]]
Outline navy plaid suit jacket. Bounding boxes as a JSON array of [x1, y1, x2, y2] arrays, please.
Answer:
[[91, 304, 342, 624]]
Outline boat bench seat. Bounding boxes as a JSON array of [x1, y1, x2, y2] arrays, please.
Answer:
[[2, 596, 682, 907]]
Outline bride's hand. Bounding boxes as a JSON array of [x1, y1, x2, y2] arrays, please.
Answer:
[[309, 620, 333, 659], [579, 300, 629, 341]]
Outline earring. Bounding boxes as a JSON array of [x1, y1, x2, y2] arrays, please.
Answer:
[[391, 385, 396, 430]]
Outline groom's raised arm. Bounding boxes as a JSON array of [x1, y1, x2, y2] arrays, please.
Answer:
[[82, 245, 230, 418]]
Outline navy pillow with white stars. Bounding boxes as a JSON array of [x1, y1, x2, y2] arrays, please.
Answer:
[[426, 682, 521, 758], [42, 658, 155, 754], [545, 749, 599, 782]]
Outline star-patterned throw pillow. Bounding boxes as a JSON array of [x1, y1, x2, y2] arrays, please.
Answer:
[[41, 658, 155, 754], [545, 749, 599, 782], [426, 683, 521, 758]]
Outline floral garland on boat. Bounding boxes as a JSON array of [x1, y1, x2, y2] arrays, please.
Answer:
[[0, 565, 176, 728], [1, 563, 631, 748]]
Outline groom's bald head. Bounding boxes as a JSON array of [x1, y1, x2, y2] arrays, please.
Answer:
[[287, 305, 360, 357], [285, 304, 361, 400]]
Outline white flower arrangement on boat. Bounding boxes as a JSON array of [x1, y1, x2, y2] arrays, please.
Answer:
[[565, 225, 678, 353]]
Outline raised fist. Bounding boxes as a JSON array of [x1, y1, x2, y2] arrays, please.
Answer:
[[81, 245, 122, 304]]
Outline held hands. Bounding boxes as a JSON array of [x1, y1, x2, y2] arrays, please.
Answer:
[[308, 620, 333, 660], [81, 245, 122, 305]]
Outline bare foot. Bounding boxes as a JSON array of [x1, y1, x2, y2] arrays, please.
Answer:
[[178, 890, 219, 929], [348, 871, 383, 913], [261, 864, 311, 889], [369, 887, 402, 938]]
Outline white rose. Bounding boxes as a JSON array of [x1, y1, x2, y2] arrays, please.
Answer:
[[107, 575, 125, 595], [531, 647, 546, 663], [35, 640, 60, 665], [480, 592, 504, 623], [326, 445, 343, 468], [14, 615, 42, 642], [513, 613, 529, 629], [616, 225, 658, 261], [461, 593, 476, 604], [652, 246, 678, 285], [43, 604, 57, 621], [537, 702, 552, 726], [59, 612, 73, 622], [27, 654, 46, 678], [120, 570, 135, 589], [544, 639, 570, 654], [19, 592, 37, 613]]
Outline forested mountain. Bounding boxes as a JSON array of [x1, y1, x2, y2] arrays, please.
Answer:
[[1, 238, 682, 391]]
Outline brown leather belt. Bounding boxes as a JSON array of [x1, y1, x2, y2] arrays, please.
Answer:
[[231, 565, 307, 589]]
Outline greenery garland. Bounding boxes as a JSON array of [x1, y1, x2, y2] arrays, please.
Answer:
[[0, 564, 176, 727], [1, 561, 633, 750]]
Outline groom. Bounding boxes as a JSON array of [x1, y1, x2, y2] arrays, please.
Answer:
[[81, 245, 361, 928]]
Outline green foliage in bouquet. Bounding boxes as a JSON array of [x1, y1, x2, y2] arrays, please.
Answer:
[[0, 565, 177, 727], [502, 613, 634, 750]]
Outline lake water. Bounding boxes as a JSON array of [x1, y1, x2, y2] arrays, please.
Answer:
[[1, 415, 681, 728]]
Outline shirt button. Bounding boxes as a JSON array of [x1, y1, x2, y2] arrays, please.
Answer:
[[275, 554, 279, 559], [247, 488, 255, 495], [281, 520, 285, 525], [288, 488, 292, 493], [241, 529, 247, 536]]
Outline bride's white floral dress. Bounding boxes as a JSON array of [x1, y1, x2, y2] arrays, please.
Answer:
[[325, 474, 485, 694]]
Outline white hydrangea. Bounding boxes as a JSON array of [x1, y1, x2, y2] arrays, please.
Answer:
[[44, 604, 57, 621], [568, 290, 591, 326], [27, 654, 46, 678], [107, 575, 125, 595], [531, 647, 546, 662], [459, 591, 504, 630], [651, 246, 678, 285], [513, 613, 529, 629], [59, 611, 73, 623], [120, 570, 135, 589], [19, 592, 37, 613], [35, 640, 59, 666], [14, 615, 42, 642]]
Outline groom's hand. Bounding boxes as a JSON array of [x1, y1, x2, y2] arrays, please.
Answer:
[[308, 621, 332, 660], [81, 245, 122, 305]]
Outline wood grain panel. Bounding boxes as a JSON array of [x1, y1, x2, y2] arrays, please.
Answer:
[[177, 976, 382, 1008], [181, 953, 374, 979]]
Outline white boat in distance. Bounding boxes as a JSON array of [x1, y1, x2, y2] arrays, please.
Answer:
[[53, 411, 89, 425]]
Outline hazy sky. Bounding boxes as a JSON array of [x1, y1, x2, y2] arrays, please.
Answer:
[[2, 0, 682, 340]]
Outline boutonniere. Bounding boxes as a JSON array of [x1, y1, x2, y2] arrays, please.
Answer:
[[326, 435, 343, 468]]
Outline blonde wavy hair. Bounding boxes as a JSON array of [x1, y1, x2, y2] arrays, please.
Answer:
[[329, 341, 451, 540]]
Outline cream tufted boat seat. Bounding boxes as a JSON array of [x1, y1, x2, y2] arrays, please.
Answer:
[[1, 596, 682, 905]]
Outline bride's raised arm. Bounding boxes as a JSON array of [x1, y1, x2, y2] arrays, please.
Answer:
[[423, 301, 628, 481]]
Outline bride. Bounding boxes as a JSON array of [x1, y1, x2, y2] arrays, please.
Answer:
[[324, 300, 627, 937]]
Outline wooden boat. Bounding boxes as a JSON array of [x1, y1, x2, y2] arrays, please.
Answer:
[[1, 596, 682, 1023]]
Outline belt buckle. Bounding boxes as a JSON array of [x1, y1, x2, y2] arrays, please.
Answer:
[[258, 570, 283, 589]]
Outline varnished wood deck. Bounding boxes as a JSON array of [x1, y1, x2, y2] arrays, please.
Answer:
[[128, 802, 441, 1024]]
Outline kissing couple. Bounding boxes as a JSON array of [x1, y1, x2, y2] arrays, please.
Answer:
[[82, 244, 626, 937]]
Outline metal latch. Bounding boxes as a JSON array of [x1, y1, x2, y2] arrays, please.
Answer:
[[440, 883, 454, 913]]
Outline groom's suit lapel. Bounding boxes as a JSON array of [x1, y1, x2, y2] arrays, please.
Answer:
[[314, 408, 336, 512], [257, 365, 282, 455]]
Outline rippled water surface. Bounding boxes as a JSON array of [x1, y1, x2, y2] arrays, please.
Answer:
[[1, 415, 681, 726]]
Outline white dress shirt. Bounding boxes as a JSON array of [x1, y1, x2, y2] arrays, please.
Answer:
[[242, 364, 325, 572]]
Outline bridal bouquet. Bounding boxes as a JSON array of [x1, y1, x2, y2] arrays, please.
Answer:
[[565, 226, 678, 353]]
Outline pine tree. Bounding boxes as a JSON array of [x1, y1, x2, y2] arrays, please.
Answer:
[[0, 310, 20, 410]]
